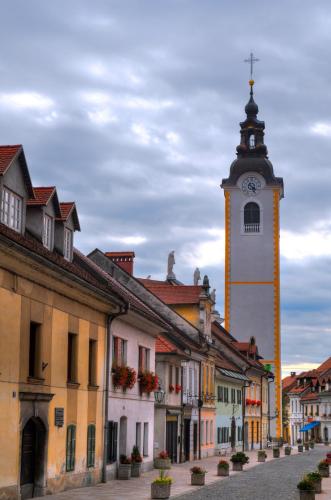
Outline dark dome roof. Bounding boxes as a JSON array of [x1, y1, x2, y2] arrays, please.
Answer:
[[245, 94, 259, 117]]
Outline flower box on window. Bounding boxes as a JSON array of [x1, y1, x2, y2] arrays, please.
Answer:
[[139, 371, 158, 394], [112, 366, 137, 391], [175, 384, 182, 394]]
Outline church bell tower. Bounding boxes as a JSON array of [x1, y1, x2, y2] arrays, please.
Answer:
[[221, 78, 284, 438]]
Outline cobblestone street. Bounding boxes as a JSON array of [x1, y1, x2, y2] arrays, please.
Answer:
[[33, 445, 331, 500]]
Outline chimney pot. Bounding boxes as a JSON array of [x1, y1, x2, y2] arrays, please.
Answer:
[[105, 251, 135, 275]]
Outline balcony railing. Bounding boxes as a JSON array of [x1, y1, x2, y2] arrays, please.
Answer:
[[244, 223, 260, 233]]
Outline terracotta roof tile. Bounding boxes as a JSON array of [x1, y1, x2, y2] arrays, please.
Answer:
[[289, 385, 309, 394], [0, 145, 21, 175], [139, 281, 203, 305], [236, 342, 257, 354], [156, 335, 177, 354], [318, 357, 331, 374], [27, 187, 56, 206], [58, 202, 75, 220], [282, 375, 298, 392], [301, 391, 319, 401]]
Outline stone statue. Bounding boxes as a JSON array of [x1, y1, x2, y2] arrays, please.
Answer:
[[210, 288, 216, 304], [193, 267, 201, 285], [167, 251, 176, 279]]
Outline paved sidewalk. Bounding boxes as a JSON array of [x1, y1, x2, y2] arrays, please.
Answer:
[[34, 445, 330, 500]]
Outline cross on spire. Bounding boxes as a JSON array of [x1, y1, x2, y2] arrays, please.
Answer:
[[244, 52, 260, 80]]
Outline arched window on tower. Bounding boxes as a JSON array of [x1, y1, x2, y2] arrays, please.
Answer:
[[249, 134, 255, 149], [244, 202, 260, 233]]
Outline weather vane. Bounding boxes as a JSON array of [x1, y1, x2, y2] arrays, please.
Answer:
[[244, 52, 260, 81]]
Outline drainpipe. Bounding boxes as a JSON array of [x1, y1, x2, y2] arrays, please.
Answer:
[[179, 364, 184, 463], [198, 361, 202, 460], [242, 384, 246, 452], [102, 304, 129, 483], [260, 374, 263, 450]]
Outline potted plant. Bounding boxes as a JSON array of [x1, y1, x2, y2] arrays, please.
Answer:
[[309, 440, 315, 449], [118, 455, 132, 480], [217, 460, 229, 476], [139, 371, 158, 394], [190, 466, 207, 486], [285, 445, 292, 456], [306, 472, 322, 494], [131, 445, 143, 477], [154, 451, 171, 469], [318, 459, 330, 477], [151, 469, 172, 499], [326, 452, 331, 464], [112, 365, 137, 391], [297, 478, 315, 500], [297, 439, 304, 452], [257, 450, 267, 463], [273, 447, 280, 458], [304, 442, 310, 451], [230, 452, 249, 471]]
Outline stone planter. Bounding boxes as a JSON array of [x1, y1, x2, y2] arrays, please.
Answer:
[[191, 473, 205, 486], [285, 446, 292, 456], [304, 443, 309, 451], [309, 442, 315, 449], [154, 458, 171, 469], [217, 466, 229, 476], [298, 445, 304, 452], [257, 452, 266, 463], [298, 491, 315, 500], [312, 479, 322, 494], [131, 462, 142, 477], [273, 448, 280, 458], [232, 462, 243, 472], [318, 466, 329, 478], [118, 463, 131, 480], [151, 482, 171, 499]]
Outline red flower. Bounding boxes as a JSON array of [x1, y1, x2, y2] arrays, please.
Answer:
[[139, 371, 158, 394], [175, 384, 182, 394], [112, 366, 137, 391]]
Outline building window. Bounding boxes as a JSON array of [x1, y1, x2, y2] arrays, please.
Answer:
[[175, 366, 180, 386], [107, 421, 118, 463], [238, 426, 242, 441], [29, 322, 41, 379], [66, 425, 76, 472], [169, 364, 173, 386], [249, 134, 255, 149], [43, 213, 53, 250], [67, 333, 78, 383], [206, 421, 209, 443], [217, 427, 221, 444], [88, 339, 97, 386], [143, 422, 149, 456], [0, 187, 22, 233], [217, 386, 224, 402], [210, 420, 213, 444], [244, 202, 260, 233], [112, 337, 127, 368], [224, 387, 229, 403], [237, 389, 242, 405], [256, 422, 259, 444], [231, 388, 236, 404], [136, 422, 141, 452], [305, 406, 307, 416], [220, 427, 229, 444], [64, 227, 73, 261], [316, 405, 319, 416], [87, 424, 96, 468], [138, 346, 150, 373], [201, 421, 204, 445]]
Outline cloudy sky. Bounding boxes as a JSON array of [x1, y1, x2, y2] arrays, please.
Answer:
[[1, 0, 331, 376]]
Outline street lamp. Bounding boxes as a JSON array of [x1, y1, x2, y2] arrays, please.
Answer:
[[154, 387, 165, 404]]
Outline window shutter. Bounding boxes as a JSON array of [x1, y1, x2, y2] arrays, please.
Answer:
[[66, 425, 76, 472]]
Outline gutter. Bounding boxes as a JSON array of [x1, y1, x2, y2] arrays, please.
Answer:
[[102, 303, 129, 483]]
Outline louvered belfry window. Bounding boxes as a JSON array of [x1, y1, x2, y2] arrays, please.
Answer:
[[244, 202, 260, 233]]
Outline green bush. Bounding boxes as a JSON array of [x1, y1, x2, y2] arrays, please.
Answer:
[[306, 471, 322, 482], [231, 452, 249, 464], [297, 478, 314, 491]]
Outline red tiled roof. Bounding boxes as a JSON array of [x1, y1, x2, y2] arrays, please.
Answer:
[[282, 375, 298, 392], [0, 145, 21, 174], [59, 202, 75, 220], [156, 335, 177, 354], [301, 391, 319, 401], [139, 281, 203, 305], [318, 357, 331, 374], [289, 385, 308, 394], [27, 187, 56, 206], [236, 342, 257, 354]]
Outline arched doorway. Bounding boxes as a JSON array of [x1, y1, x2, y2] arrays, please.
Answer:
[[20, 417, 46, 499]]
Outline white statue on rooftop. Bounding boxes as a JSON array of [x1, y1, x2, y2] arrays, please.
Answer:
[[167, 250, 176, 280], [193, 267, 201, 285]]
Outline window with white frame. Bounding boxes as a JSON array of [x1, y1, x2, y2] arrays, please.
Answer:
[[43, 213, 53, 249], [0, 187, 22, 233], [64, 227, 73, 261]]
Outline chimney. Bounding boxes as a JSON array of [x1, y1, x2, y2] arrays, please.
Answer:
[[105, 251, 135, 275], [291, 372, 296, 377]]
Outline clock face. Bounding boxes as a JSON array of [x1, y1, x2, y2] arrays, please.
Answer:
[[242, 176, 261, 196]]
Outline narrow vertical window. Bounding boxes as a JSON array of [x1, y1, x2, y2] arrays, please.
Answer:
[[143, 422, 148, 456], [175, 366, 179, 386], [107, 421, 118, 463], [87, 424, 96, 468], [67, 333, 78, 383], [66, 424, 76, 472], [29, 322, 41, 379], [169, 365, 173, 386], [64, 227, 73, 261], [249, 134, 255, 149], [136, 422, 141, 452], [244, 202, 260, 233], [138, 346, 150, 373], [88, 339, 97, 386], [43, 213, 53, 249]]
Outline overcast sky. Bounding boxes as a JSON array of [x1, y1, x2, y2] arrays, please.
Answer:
[[1, 0, 330, 376]]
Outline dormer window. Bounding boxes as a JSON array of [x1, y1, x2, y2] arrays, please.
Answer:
[[43, 214, 53, 250], [64, 227, 73, 261], [0, 187, 23, 233]]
